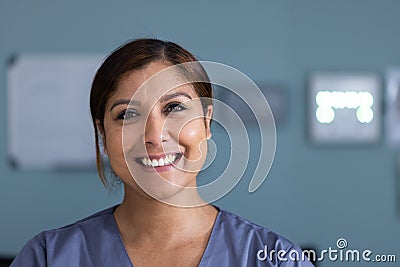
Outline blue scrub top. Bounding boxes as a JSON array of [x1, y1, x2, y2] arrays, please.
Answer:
[[11, 206, 314, 267]]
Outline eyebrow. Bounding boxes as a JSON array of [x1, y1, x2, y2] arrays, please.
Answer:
[[160, 92, 192, 102], [110, 99, 140, 112], [109, 92, 192, 112]]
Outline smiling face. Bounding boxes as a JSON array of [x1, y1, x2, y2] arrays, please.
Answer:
[[101, 61, 212, 204]]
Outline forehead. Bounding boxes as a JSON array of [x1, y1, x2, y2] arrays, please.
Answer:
[[108, 61, 198, 106]]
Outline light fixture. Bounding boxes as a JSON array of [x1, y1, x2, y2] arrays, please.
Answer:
[[315, 91, 374, 124], [309, 73, 381, 144]]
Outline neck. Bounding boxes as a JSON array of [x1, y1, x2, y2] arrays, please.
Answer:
[[114, 183, 218, 249]]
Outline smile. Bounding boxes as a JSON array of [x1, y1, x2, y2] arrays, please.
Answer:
[[136, 153, 182, 168]]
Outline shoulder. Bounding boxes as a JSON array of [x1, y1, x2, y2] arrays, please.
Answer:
[[206, 207, 314, 266], [11, 206, 117, 267], [217, 208, 295, 248], [39, 205, 116, 244]]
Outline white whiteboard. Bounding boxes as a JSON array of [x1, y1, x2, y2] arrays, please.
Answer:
[[7, 54, 104, 170]]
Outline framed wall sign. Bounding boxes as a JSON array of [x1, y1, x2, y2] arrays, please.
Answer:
[[308, 72, 381, 145], [7, 54, 103, 170]]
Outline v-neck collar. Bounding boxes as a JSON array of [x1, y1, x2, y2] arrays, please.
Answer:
[[109, 205, 222, 267]]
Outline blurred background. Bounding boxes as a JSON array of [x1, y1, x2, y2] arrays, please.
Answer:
[[1, 1, 399, 266]]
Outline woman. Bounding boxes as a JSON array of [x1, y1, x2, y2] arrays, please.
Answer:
[[11, 39, 314, 266]]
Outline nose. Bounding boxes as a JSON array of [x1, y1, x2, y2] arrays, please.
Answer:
[[144, 113, 168, 147]]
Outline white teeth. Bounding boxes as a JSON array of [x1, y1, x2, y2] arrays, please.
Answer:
[[168, 155, 175, 163], [152, 159, 159, 167], [139, 154, 178, 167]]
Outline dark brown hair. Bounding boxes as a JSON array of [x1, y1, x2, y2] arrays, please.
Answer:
[[90, 38, 212, 187]]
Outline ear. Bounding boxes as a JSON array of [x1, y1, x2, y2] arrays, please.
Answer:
[[96, 119, 108, 155], [204, 105, 213, 139]]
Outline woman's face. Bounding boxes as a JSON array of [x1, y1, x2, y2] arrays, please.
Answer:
[[101, 61, 212, 204]]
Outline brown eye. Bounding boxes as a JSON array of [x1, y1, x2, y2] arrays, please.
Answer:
[[164, 102, 187, 113], [117, 109, 139, 120]]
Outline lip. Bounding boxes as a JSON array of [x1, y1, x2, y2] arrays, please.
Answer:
[[134, 153, 183, 173]]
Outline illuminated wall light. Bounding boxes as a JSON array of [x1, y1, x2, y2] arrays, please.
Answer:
[[356, 106, 373, 123], [315, 91, 374, 124], [344, 91, 359, 109], [331, 91, 346, 109], [316, 106, 335, 123], [316, 91, 331, 108]]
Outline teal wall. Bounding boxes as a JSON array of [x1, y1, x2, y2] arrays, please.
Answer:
[[1, 1, 399, 266]]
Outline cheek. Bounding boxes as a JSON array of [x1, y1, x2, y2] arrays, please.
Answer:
[[104, 127, 125, 162], [178, 119, 207, 155]]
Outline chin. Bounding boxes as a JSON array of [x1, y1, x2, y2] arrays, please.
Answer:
[[130, 171, 200, 205]]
